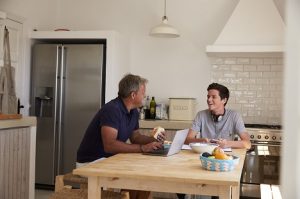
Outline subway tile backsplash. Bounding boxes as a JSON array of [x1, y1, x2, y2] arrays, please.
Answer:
[[210, 57, 283, 125]]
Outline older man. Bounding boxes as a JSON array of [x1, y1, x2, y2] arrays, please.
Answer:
[[77, 74, 163, 199]]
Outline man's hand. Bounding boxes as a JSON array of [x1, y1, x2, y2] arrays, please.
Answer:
[[151, 126, 166, 142], [141, 142, 163, 152], [216, 139, 228, 148], [209, 139, 218, 144]]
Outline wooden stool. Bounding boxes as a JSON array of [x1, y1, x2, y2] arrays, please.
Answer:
[[49, 187, 129, 199], [55, 173, 88, 191], [49, 173, 129, 199], [49, 187, 87, 199]]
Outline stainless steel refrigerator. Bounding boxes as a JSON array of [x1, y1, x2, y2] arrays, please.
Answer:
[[30, 43, 105, 186]]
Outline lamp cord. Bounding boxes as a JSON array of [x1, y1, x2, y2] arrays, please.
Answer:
[[164, 0, 167, 17]]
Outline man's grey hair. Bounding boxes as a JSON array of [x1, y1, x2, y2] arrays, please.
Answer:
[[118, 74, 148, 98]]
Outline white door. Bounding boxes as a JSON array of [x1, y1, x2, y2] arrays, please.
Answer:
[[0, 15, 24, 113]]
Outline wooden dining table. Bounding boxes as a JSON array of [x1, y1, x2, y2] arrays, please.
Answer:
[[73, 149, 246, 199]]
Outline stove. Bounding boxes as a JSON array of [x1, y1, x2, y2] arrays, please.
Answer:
[[247, 128, 282, 143], [240, 126, 282, 198]]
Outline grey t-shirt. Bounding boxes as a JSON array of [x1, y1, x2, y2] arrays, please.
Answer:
[[191, 109, 246, 140]]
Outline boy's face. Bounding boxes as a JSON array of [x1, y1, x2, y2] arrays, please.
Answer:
[[207, 89, 226, 113]]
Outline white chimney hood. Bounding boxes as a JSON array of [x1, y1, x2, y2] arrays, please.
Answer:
[[206, 0, 285, 56]]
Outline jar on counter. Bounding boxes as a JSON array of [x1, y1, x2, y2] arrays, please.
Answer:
[[139, 107, 145, 120]]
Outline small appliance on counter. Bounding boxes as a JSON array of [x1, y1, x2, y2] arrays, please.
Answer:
[[169, 98, 196, 121], [155, 103, 168, 120]]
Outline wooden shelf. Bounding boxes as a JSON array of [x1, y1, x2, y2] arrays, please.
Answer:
[[0, 114, 22, 120]]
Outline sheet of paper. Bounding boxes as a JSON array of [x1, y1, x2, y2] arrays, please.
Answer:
[[182, 144, 192, 150], [181, 144, 231, 151], [223, 147, 232, 152]]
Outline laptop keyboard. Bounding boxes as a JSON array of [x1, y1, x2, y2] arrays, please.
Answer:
[[151, 148, 169, 154]]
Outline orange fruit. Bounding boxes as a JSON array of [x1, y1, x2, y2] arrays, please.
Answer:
[[212, 147, 224, 156], [215, 153, 230, 160]]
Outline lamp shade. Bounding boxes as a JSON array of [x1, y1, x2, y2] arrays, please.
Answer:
[[149, 0, 180, 38], [150, 16, 180, 38]]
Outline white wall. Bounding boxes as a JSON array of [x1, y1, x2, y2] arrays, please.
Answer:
[[211, 56, 283, 125], [0, 0, 239, 112], [0, 0, 57, 29], [282, 0, 300, 197]]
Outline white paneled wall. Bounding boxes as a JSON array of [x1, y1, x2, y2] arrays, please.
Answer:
[[210, 56, 283, 125], [0, 127, 30, 199]]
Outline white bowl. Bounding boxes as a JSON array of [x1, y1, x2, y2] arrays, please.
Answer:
[[189, 142, 219, 154]]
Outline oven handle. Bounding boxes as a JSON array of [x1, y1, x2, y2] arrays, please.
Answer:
[[247, 142, 281, 154], [251, 142, 281, 146]]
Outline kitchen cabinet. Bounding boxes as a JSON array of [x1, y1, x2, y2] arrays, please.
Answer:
[[0, 117, 36, 199]]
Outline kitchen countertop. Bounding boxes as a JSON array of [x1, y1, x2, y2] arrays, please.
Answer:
[[139, 120, 282, 132], [0, 116, 37, 129], [139, 119, 192, 130]]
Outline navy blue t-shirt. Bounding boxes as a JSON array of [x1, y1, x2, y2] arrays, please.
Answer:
[[77, 97, 139, 163]]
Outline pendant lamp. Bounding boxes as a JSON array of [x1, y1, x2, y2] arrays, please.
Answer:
[[149, 0, 180, 38]]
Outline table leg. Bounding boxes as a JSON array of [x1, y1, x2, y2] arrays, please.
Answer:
[[218, 186, 231, 199], [231, 185, 239, 199], [218, 185, 240, 199], [88, 176, 101, 199]]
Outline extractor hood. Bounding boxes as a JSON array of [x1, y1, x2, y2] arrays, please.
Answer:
[[206, 0, 285, 56]]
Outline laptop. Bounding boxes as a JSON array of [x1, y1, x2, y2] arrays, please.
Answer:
[[143, 129, 189, 157]]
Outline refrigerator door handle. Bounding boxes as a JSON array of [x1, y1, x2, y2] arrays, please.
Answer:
[[57, 45, 65, 175], [53, 45, 60, 177]]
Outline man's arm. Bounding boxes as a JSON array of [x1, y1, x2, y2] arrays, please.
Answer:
[[130, 130, 157, 144], [217, 132, 251, 149], [185, 128, 209, 144], [130, 130, 164, 152], [101, 126, 162, 153]]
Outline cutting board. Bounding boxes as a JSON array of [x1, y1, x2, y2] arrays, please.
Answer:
[[0, 114, 22, 120]]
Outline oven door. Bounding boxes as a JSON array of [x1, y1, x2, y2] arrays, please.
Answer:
[[240, 144, 281, 198]]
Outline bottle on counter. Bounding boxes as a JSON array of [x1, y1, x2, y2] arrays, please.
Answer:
[[144, 96, 151, 119], [145, 96, 150, 109], [149, 96, 156, 119]]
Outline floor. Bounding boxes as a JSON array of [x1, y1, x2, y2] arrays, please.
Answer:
[[35, 189, 54, 199]]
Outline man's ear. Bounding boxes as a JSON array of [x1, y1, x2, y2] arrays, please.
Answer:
[[222, 98, 227, 104], [131, 92, 136, 100]]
